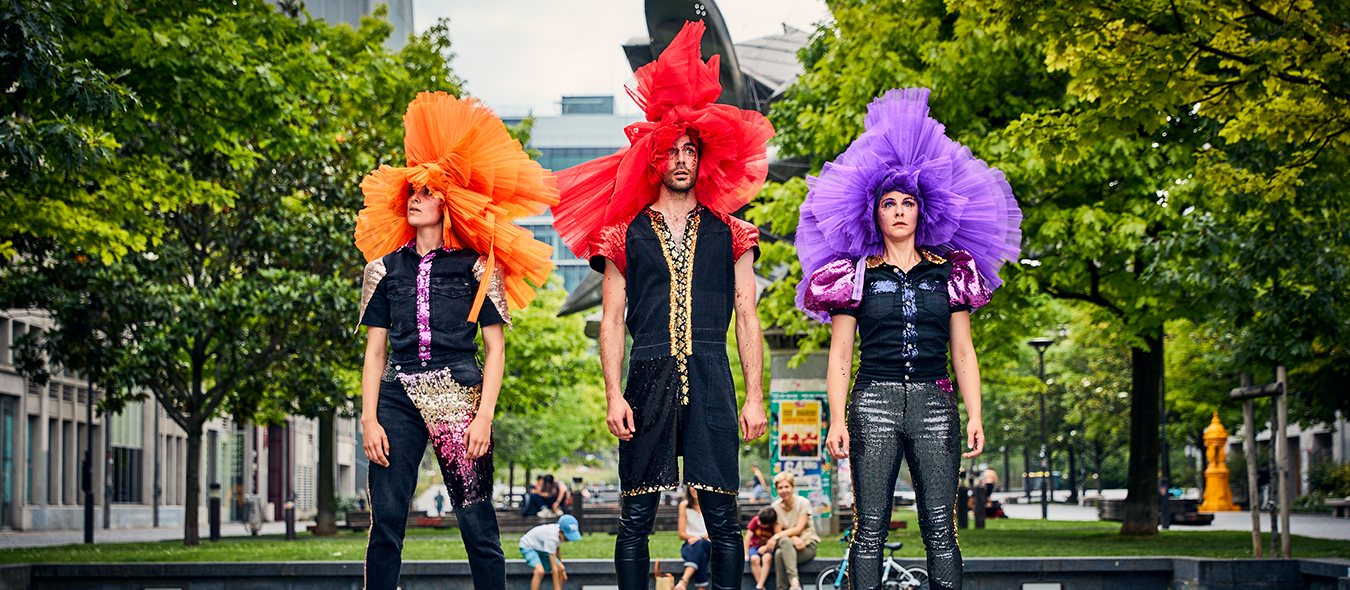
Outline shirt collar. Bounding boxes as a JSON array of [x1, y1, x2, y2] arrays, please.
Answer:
[[398, 240, 455, 258], [866, 248, 946, 271]]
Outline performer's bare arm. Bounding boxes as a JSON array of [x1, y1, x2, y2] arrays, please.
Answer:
[[950, 310, 984, 458], [600, 259, 635, 440], [733, 251, 767, 441], [361, 327, 390, 467], [465, 323, 505, 459], [824, 315, 857, 459]]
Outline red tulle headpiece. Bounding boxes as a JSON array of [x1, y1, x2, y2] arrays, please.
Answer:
[[553, 20, 775, 260]]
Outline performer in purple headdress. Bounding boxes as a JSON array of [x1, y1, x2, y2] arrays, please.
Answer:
[[797, 88, 1022, 590]]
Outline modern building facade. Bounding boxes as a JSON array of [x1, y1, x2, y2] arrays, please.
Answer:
[[282, 0, 415, 50], [0, 310, 360, 531]]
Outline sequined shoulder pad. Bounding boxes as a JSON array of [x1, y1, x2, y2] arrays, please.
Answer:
[[473, 254, 512, 328], [706, 209, 760, 262], [947, 249, 992, 310], [799, 257, 864, 323], [358, 258, 388, 329], [588, 211, 641, 275], [920, 248, 947, 265]]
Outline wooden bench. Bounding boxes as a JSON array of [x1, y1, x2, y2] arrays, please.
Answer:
[[1327, 498, 1350, 518], [1097, 498, 1213, 525]]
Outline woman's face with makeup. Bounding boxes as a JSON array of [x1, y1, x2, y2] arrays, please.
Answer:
[[876, 190, 919, 242]]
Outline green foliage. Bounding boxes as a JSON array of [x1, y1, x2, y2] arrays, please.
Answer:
[[0, 0, 469, 545], [490, 278, 607, 472], [964, 0, 1350, 420], [1307, 458, 1350, 497], [0, 0, 174, 261]]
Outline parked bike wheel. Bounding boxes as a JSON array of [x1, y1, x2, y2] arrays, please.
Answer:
[[816, 566, 848, 590], [897, 567, 928, 590]]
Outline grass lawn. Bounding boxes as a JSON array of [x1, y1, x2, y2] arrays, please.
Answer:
[[2, 512, 1347, 563]]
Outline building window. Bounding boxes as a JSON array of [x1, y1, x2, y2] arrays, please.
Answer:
[[110, 447, 143, 503], [110, 401, 144, 503], [26, 415, 35, 504], [0, 318, 9, 365]]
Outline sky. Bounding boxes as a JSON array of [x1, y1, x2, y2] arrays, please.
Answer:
[[413, 0, 833, 118]]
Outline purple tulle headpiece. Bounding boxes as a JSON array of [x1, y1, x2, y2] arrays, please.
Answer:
[[794, 88, 1023, 322]]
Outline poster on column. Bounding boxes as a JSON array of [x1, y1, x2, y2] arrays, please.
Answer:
[[769, 391, 831, 518]]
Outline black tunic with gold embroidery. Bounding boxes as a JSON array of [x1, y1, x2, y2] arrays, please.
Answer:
[[590, 204, 759, 497]]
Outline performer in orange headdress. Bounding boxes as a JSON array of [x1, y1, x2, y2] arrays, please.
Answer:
[[355, 91, 558, 590], [552, 21, 773, 590]]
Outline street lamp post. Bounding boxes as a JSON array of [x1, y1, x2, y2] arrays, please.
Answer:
[[1029, 337, 1054, 520]]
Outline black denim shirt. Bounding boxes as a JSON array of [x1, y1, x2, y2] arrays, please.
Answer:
[[360, 246, 504, 379], [832, 254, 969, 383]]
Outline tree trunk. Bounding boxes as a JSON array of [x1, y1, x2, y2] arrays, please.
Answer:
[[315, 407, 338, 535], [1093, 442, 1105, 495], [184, 423, 203, 546], [1121, 329, 1163, 536], [1067, 443, 1078, 504]]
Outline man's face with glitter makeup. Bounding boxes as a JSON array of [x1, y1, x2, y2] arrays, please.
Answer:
[[661, 134, 699, 194]]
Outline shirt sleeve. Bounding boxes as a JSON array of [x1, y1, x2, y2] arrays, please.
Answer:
[[727, 215, 760, 263], [359, 259, 391, 329], [473, 255, 509, 328], [947, 250, 992, 311], [801, 258, 863, 322], [588, 219, 629, 275]]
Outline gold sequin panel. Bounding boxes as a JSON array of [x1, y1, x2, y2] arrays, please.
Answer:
[[647, 209, 700, 405], [358, 258, 388, 330], [473, 254, 512, 328]]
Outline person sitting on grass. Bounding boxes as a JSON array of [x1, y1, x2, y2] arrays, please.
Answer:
[[744, 505, 780, 590], [519, 514, 582, 590]]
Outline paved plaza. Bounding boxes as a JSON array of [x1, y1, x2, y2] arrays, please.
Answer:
[[992, 492, 1350, 541]]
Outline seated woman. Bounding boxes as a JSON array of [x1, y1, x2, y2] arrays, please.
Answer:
[[523, 475, 565, 517], [675, 488, 711, 590], [764, 473, 819, 590], [744, 505, 779, 590]]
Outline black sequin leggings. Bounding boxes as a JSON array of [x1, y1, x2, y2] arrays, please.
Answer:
[[847, 380, 962, 590]]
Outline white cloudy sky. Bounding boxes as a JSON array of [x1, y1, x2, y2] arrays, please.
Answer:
[[414, 0, 832, 118]]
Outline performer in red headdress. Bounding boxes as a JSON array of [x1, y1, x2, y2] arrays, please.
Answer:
[[553, 21, 774, 590]]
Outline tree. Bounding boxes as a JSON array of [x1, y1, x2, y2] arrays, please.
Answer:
[[0, 0, 468, 546], [965, 0, 1350, 462], [0, 0, 185, 262], [490, 278, 608, 477]]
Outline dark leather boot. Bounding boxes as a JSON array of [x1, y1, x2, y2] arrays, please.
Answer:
[[615, 492, 660, 590], [699, 490, 744, 590]]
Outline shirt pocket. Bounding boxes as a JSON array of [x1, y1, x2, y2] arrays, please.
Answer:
[[860, 279, 898, 319], [705, 365, 740, 433], [388, 282, 416, 332], [915, 278, 949, 322], [430, 278, 474, 325]]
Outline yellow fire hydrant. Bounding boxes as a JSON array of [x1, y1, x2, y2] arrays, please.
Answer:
[[1199, 412, 1239, 512]]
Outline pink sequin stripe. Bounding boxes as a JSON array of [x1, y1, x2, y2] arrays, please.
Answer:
[[936, 378, 954, 393], [416, 250, 436, 361]]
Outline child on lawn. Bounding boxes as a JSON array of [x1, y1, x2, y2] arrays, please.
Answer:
[[519, 515, 582, 590]]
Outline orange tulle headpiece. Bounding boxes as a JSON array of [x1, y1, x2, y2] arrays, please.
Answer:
[[355, 91, 559, 319], [553, 20, 775, 261]]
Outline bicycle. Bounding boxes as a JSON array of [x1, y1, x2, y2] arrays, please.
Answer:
[[815, 529, 929, 590]]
